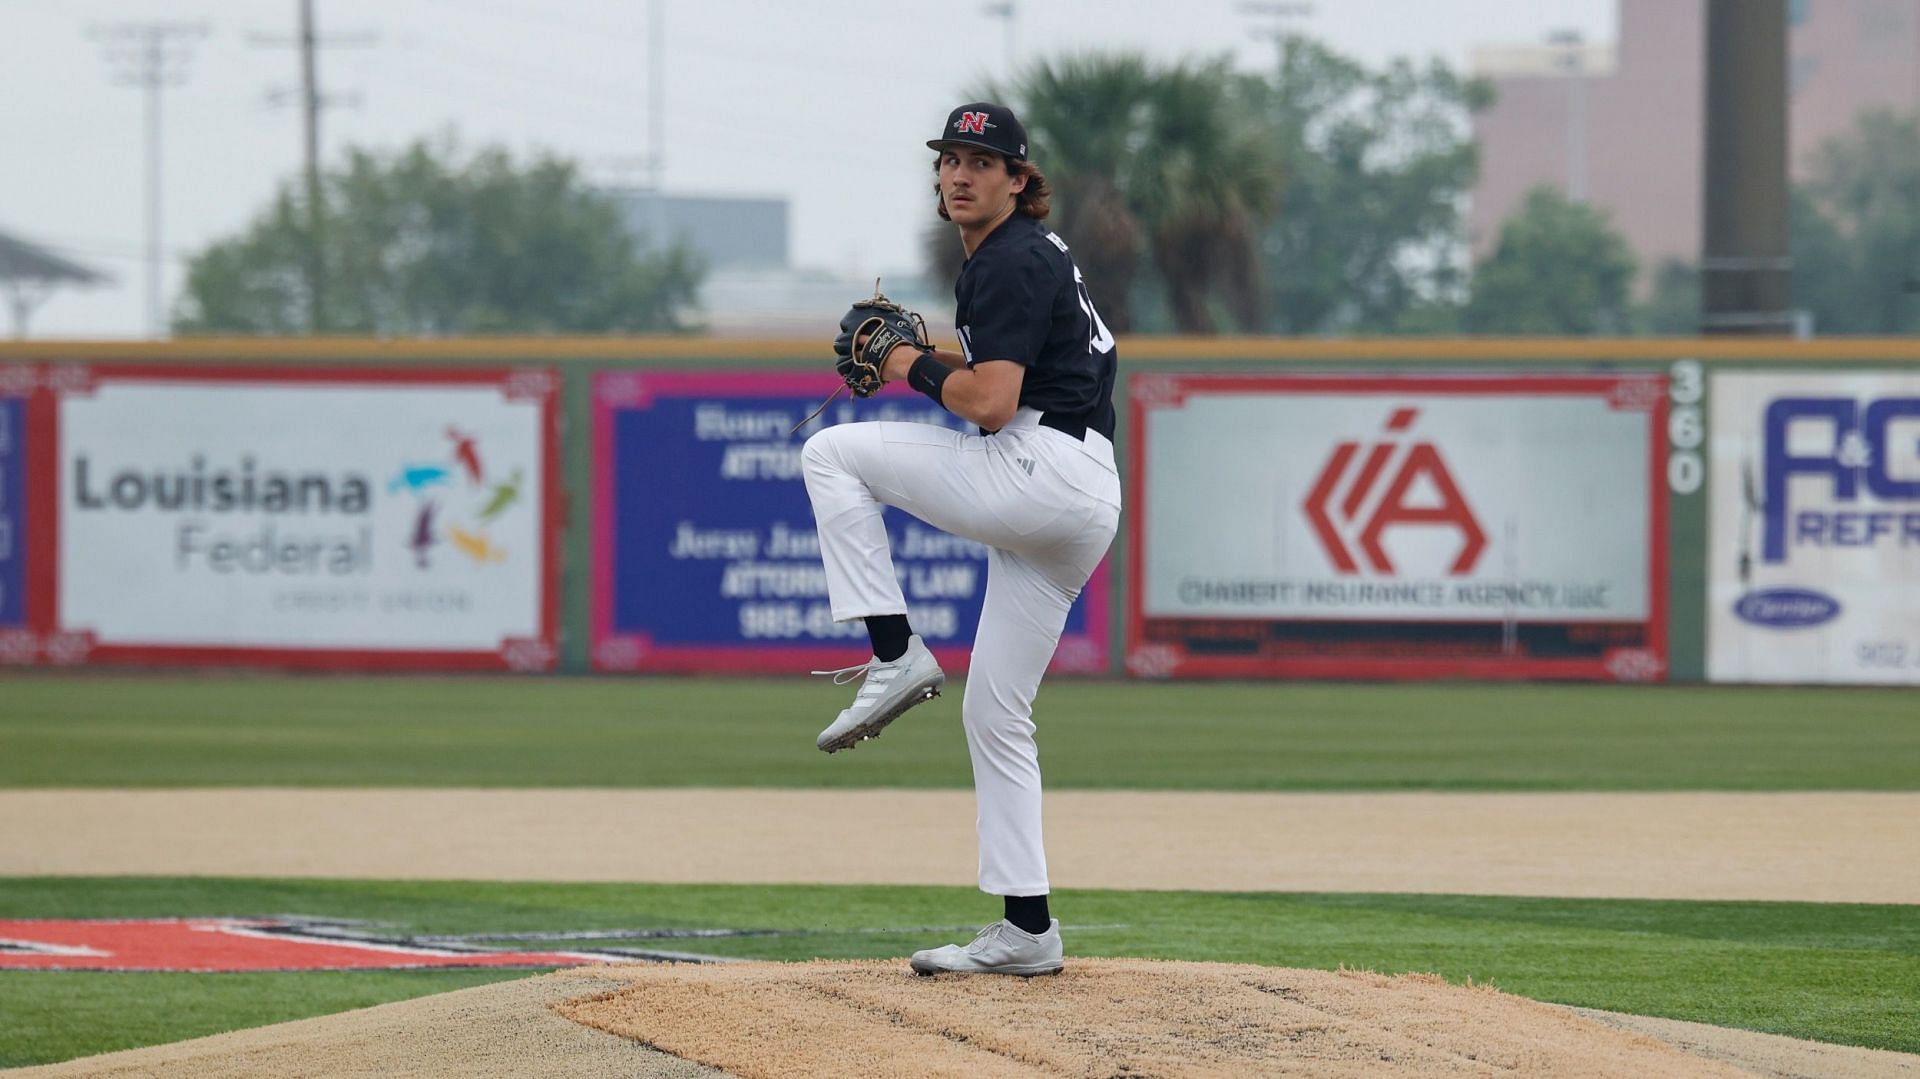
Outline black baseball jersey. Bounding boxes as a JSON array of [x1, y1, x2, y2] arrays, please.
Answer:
[[953, 214, 1118, 440]]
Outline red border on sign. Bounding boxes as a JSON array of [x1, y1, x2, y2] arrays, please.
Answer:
[[1125, 373, 1669, 681], [27, 373, 57, 643], [42, 363, 561, 672], [589, 370, 1111, 674], [0, 367, 55, 663]]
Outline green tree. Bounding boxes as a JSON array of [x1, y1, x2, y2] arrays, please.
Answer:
[[1464, 187, 1637, 334], [1794, 109, 1920, 333], [928, 54, 1278, 334], [995, 54, 1155, 332], [175, 137, 702, 335], [1130, 59, 1277, 333], [1635, 259, 1701, 334], [1252, 37, 1488, 334]]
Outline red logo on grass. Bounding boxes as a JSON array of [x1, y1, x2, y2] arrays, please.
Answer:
[[0, 919, 620, 972], [1303, 407, 1487, 575]]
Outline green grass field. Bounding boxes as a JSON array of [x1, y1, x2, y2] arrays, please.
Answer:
[[1, 877, 1916, 1067], [1, 675, 1914, 1068], [4, 674, 1917, 790]]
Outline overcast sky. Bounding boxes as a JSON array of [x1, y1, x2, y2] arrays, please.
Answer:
[[3, 0, 1613, 338]]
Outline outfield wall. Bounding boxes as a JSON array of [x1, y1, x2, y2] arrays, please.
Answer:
[[1, 337, 1915, 684]]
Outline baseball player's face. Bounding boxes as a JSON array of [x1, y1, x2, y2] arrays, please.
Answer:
[[938, 148, 1026, 226]]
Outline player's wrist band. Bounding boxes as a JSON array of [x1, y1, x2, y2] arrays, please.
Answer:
[[907, 351, 951, 405]]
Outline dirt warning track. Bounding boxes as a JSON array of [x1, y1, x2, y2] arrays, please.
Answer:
[[5, 789, 1917, 902]]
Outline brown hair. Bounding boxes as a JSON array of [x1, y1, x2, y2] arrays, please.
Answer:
[[933, 155, 1052, 221]]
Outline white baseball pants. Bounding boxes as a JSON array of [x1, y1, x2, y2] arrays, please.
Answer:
[[801, 407, 1121, 896]]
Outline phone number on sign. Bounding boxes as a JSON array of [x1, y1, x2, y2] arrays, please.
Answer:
[[1857, 641, 1920, 671], [739, 602, 960, 641]]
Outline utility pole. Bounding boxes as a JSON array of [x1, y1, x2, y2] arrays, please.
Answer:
[[1237, 1, 1316, 70], [646, 0, 668, 247], [299, 0, 324, 333], [251, 2, 374, 334], [649, 0, 666, 193], [92, 22, 207, 339], [982, 2, 1017, 71], [1701, 0, 1792, 335]]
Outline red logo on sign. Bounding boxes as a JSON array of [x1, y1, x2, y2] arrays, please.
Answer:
[[1303, 407, 1487, 575], [956, 111, 991, 135]]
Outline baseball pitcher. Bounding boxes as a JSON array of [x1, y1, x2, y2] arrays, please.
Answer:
[[800, 101, 1121, 977]]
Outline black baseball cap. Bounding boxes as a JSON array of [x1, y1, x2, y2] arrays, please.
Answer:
[[927, 102, 1029, 161]]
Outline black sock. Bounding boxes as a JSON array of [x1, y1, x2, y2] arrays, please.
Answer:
[[1003, 894, 1051, 935], [866, 614, 911, 662]]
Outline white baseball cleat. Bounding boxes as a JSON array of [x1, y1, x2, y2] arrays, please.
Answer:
[[813, 634, 945, 753], [910, 919, 1063, 977]]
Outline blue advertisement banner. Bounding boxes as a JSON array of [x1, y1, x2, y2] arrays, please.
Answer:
[[0, 394, 24, 630], [591, 371, 1108, 673]]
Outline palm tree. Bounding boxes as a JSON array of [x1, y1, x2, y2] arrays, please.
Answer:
[[923, 54, 1280, 335], [1131, 60, 1278, 332], [1000, 54, 1156, 332]]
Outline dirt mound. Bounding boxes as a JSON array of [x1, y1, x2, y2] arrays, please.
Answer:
[[10, 968, 719, 1079], [556, 958, 1753, 1078], [22, 960, 1920, 1078]]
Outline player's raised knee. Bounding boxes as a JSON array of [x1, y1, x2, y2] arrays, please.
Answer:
[[800, 424, 844, 473]]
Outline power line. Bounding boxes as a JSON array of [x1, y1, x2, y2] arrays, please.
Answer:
[[90, 21, 208, 339]]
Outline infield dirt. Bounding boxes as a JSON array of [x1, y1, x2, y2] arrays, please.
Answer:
[[5, 789, 1918, 901]]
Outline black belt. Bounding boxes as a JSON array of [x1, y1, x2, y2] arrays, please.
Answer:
[[1037, 412, 1088, 440], [980, 412, 1099, 440], [983, 410, 1090, 437]]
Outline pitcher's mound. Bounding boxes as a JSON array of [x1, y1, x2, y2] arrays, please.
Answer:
[[557, 958, 1751, 1078]]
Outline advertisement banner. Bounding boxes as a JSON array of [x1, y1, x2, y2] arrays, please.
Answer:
[[591, 371, 1108, 673], [0, 394, 23, 629], [1708, 370, 1920, 684], [0, 369, 33, 660], [1128, 374, 1668, 680], [52, 365, 559, 670]]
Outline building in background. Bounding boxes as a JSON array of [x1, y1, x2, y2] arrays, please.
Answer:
[[1470, 0, 1920, 287], [608, 190, 941, 335], [614, 191, 790, 272]]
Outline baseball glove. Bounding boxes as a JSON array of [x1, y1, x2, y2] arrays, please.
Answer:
[[834, 281, 930, 398], [789, 280, 933, 436]]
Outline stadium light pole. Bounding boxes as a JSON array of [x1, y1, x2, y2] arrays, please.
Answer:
[[92, 22, 207, 339]]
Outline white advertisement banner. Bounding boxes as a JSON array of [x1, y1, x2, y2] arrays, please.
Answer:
[[57, 373, 550, 661], [1142, 380, 1654, 623], [1708, 371, 1920, 684]]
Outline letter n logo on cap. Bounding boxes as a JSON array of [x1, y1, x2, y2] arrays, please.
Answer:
[[956, 112, 992, 135]]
